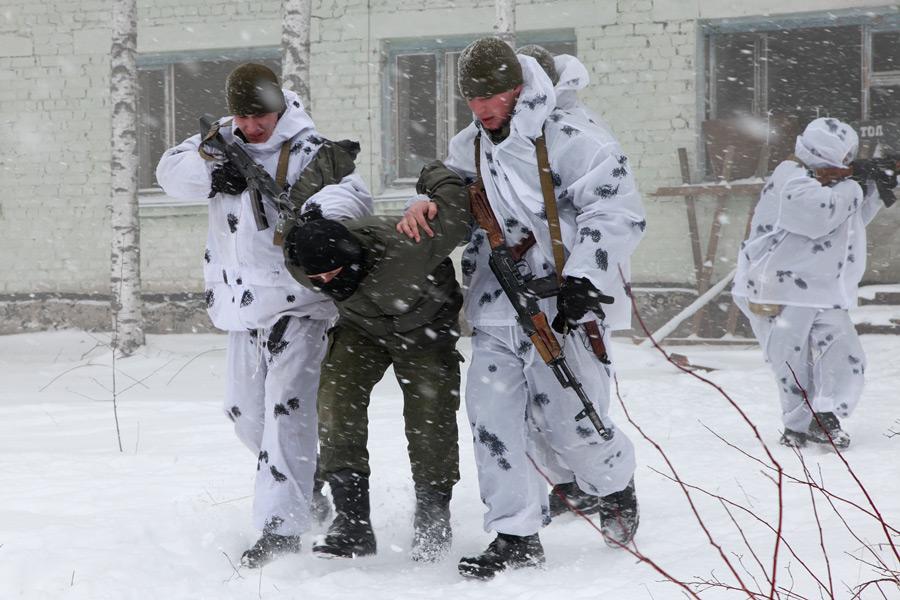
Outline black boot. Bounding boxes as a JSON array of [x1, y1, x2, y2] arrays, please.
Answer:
[[548, 481, 601, 518], [410, 486, 452, 562], [310, 473, 332, 526], [597, 478, 639, 547], [458, 533, 545, 580], [312, 469, 376, 558], [240, 530, 300, 568], [807, 412, 850, 449], [779, 428, 807, 448]]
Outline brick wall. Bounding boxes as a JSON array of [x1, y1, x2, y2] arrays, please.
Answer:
[[1, 0, 898, 332]]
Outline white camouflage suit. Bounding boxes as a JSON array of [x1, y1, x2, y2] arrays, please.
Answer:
[[156, 89, 373, 536], [446, 56, 646, 536], [733, 118, 883, 433]]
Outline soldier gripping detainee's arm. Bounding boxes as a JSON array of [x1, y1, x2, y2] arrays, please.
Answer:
[[732, 117, 897, 451], [155, 63, 373, 569], [281, 160, 471, 563], [398, 37, 646, 580]]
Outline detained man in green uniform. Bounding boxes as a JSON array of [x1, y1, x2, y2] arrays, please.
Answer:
[[282, 161, 470, 562]]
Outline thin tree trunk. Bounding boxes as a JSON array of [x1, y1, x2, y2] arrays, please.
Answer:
[[281, 0, 312, 108], [494, 0, 516, 48], [109, 0, 144, 355]]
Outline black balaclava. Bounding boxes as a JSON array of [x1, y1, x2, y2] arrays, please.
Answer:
[[285, 219, 368, 301]]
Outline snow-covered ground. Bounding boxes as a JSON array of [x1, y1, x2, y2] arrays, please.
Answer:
[[1, 330, 897, 599]]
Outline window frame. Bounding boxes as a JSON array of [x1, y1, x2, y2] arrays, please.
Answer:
[[136, 47, 281, 203], [700, 8, 900, 179], [380, 30, 577, 190]]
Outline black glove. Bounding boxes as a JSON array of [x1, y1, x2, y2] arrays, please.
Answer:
[[209, 160, 248, 197], [551, 276, 615, 335], [872, 159, 899, 190]]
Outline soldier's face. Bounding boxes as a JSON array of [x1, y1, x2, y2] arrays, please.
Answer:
[[467, 85, 522, 132], [233, 112, 279, 143]]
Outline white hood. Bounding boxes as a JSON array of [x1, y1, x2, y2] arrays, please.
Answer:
[[553, 54, 589, 111], [794, 117, 859, 169]]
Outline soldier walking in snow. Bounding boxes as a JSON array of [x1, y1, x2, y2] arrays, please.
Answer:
[[398, 38, 645, 579], [516, 43, 625, 521], [282, 161, 470, 562], [733, 117, 896, 449], [156, 63, 373, 567]]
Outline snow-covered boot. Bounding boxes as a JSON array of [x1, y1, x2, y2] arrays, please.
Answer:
[[410, 486, 452, 562], [240, 530, 300, 568], [779, 428, 807, 448], [312, 469, 376, 558], [548, 481, 601, 517], [310, 474, 332, 526], [597, 478, 639, 547], [458, 533, 545, 580], [807, 412, 850, 449]]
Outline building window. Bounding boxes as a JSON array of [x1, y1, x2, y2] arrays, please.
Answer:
[[383, 33, 576, 188], [708, 25, 862, 124], [704, 13, 900, 176], [137, 49, 280, 191], [867, 28, 900, 121]]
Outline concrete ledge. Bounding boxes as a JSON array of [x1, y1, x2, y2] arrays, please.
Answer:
[[0, 293, 213, 335], [1, 286, 749, 339]]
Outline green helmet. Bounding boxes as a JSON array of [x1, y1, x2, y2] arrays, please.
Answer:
[[458, 37, 524, 100], [516, 44, 558, 85], [225, 63, 286, 116]]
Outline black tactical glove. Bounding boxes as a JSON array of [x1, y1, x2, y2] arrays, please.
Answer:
[[872, 159, 899, 190], [551, 276, 615, 335], [208, 160, 248, 197]]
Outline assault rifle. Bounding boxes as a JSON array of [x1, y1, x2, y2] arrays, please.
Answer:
[[812, 157, 900, 208], [199, 115, 290, 230], [469, 182, 614, 441]]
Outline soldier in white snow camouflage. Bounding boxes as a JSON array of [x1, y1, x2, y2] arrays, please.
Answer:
[[399, 38, 645, 580], [156, 63, 373, 568], [733, 117, 895, 450]]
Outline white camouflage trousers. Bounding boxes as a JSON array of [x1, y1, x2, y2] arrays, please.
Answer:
[[465, 324, 636, 536], [736, 298, 866, 432], [225, 316, 330, 536]]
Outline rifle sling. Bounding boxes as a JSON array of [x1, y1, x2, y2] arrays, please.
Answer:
[[470, 133, 536, 261], [472, 129, 609, 364], [534, 129, 610, 364]]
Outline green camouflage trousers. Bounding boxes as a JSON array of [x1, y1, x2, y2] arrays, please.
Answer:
[[317, 324, 462, 494]]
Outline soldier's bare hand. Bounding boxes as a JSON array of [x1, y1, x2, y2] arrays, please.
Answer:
[[396, 200, 438, 243]]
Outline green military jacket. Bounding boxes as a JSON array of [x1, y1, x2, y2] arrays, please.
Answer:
[[286, 160, 471, 348]]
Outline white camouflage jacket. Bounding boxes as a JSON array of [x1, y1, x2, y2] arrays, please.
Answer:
[[156, 89, 373, 331], [445, 56, 646, 330], [733, 118, 882, 309]]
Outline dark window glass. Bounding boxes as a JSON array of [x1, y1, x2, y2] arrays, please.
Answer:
[[396, 54, 437, 179], [712, 33, 757, 118], [137, 68, 166, 189], [872, 31, 900, 72], [766, 26, 862, 123]]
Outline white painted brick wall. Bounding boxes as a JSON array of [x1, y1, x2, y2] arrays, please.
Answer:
[[1, 0, 898, 300]]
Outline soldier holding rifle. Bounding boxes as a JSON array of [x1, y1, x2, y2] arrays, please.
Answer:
[[398, 38, 646, 579], [733, 117, 897, 450]]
